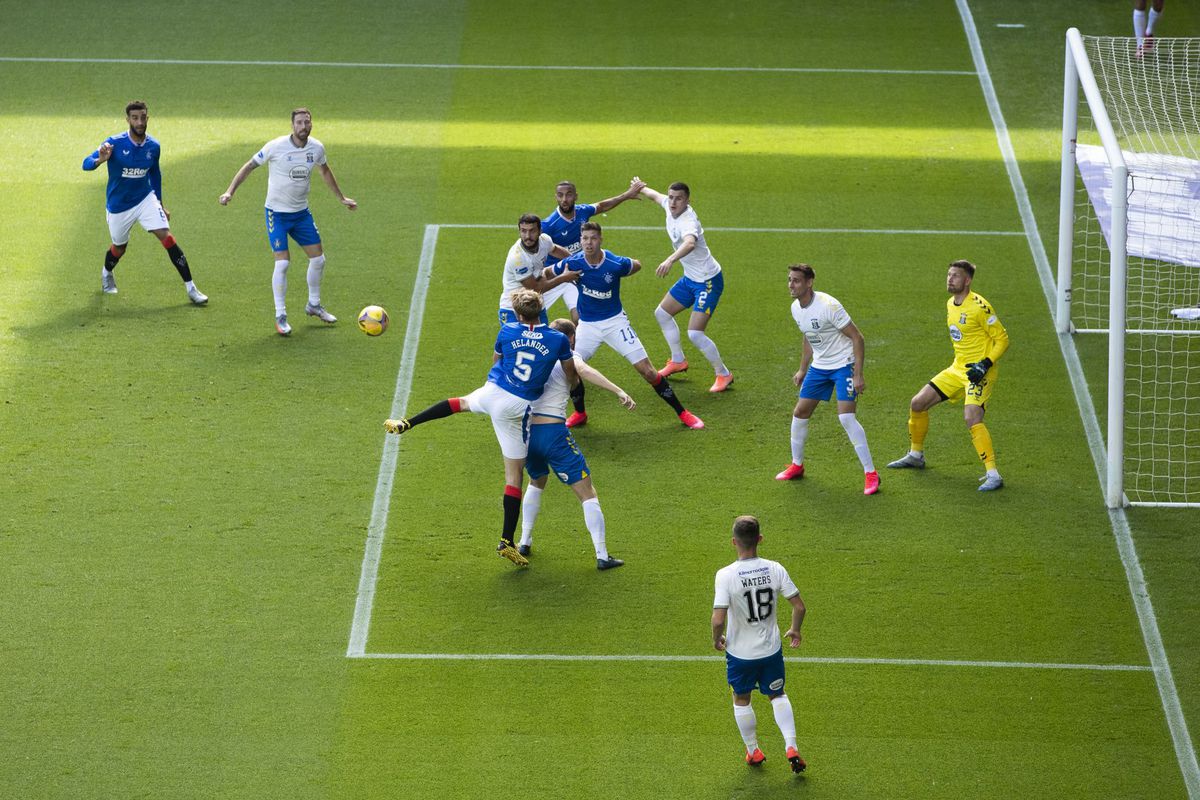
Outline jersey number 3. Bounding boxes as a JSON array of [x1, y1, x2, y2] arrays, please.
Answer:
[[743, 587, 774, 623]]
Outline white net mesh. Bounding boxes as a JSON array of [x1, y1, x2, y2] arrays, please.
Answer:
[[1071, 35, 1200, 505]]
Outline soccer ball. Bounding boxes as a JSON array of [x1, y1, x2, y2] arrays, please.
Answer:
[[358, 305, 389, 336]]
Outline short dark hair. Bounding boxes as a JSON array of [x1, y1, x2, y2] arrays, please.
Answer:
[[518, 213, 542, 229], [788, 263, 815, 280], [581, 221, 602, 235], [125, 100, 147, 116], [732, 515, 760, 545], [668, 181, 690, 198], [549, 318, 576, 338], [556, 181, 576, 192], [291, 107, 311, 121], [949, 259, 976, 277]]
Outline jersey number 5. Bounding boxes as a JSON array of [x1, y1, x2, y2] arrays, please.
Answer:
[[743, 587, 774, 623], [513, 351, 534, 382]]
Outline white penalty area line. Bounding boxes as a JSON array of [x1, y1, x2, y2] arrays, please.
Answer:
[[0, 56, 976, 77], [957, 1, 1200, 795], [439, 223, 1025, 237], [352, 652, 1150, 672], [346, 224, 440, 658]]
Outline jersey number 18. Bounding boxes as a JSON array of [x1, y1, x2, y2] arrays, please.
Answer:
[[743, 588, 774, 623]]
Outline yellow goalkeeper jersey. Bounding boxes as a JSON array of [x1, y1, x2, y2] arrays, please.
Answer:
[[946, 291, 1009, 367]]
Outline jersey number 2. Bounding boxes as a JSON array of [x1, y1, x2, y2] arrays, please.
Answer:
[[743, 587, 774, 623]]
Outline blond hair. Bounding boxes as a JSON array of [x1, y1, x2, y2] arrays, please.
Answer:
[[510, 288, 544, 322]]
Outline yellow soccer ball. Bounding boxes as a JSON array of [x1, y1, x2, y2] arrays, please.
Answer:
[[357, 305, 389, 336]]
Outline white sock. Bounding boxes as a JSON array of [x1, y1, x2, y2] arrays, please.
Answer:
[[654, 305, 686, 362], [733, 702, 758, 753], [771, 694, 798, 750], [687, 328, 728, 375], [519, 485, 543, 547], [582, 497, 607, 559], [272, 259, 289, 315], [838, 412, 876, 472], [1147, 8, 1161, 35], [790, 416, 809, 465], [1134, 9, 1147, 39], [306, 254, 326, 306]]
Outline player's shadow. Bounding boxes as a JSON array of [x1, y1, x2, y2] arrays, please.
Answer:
[[726, 765, 809, 799]]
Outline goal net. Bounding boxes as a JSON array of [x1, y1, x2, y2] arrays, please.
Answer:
[[1057, 31, 1200, 508]]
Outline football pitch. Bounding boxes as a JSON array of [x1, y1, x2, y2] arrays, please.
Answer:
[[2, 2, 1198, 798]]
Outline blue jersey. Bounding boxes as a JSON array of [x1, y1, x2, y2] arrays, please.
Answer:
[[82, 132, 162, 214], [542, 203, 596, 266], [555, 251, 634, 322], [487, 322, 573, 401]]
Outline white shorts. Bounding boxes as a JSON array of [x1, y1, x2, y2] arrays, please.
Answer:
[[574, 311, 649, 364], [462, 381, 531, 460], [541, 281, 579, 313], [106, 193, 168, 245]]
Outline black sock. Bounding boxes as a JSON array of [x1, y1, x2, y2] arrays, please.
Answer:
[[104, 248, 121, 271], [166, 243, 192, 282], [570, 380, 586, 413], [502, 491, 520, 544], [407, 399, 458, 428], [653, 375, 685, 414]]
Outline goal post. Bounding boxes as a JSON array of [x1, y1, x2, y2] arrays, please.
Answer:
[[1057, 28, 1200, 509]]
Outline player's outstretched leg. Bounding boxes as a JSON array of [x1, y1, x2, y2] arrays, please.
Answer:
[[686, 328, 732, 392], [384, 398, 463, 434], [161, 235, 207, 305], [496, 484, 529, 566]]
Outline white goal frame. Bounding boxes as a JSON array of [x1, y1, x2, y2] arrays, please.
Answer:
[[1055, 27, 1200, 510]]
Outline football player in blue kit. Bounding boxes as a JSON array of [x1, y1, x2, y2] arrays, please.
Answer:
[[384, 288, 577, 567], [82, 101, 207, 305], [542, 179, 646, 428], [553, 222, 704, 430]]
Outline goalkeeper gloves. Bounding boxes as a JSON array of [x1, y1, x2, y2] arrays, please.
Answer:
[[965, 357, 993, 384]]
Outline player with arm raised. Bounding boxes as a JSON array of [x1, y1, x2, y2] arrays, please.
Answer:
[[82, 100, 207, 305], [384, 289, 578, 566], [777, 264, 879, 495], [542, 179, 646, 428], [635, 178, 733, 393], [517, 318, 635, 570], [712, 515, 807, 774], [218, 107, 356, 336], [552, 222, 704, 430], [497, 214, 580, 325], [887, 260, 1010, 491]]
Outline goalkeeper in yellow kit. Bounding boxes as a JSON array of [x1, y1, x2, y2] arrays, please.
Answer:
[[888, 260, 1009, 491]]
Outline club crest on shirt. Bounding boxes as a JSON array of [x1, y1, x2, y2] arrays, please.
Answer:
[[603, 272, 614, 284], [959, 313, 968, 325]]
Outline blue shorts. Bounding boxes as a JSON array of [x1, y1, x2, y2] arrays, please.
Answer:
[[667, 272, 724, 315], [266, 207, 321, 252], [799, 363, 857, 402], [498, 307, 549, 326], [524, 422, 590, 484], [726, 648, 786, 696]]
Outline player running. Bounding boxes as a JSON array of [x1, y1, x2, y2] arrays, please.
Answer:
[[384, 289, 578, 566], [517, 319, 635, 570], [497, 214, 579, 325], [218, 107, 356, 336], [552, 222, 705, 430], [635, 178, 733, 393], [712, 515, 807, 774], [777, 264, 879, 495], [82, 100, 208, 306], [541, 179, 646, 428], [887, 260, 1010, 491]]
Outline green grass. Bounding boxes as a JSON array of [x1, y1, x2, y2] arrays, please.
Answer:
[[1, 2, 1197, 799]]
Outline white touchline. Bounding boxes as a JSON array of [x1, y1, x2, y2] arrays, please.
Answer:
[[956, 1, 1200, 795], [438, 224, 1025, 236], [353, 652, 1150, 672], [346, 224, 440, 658], [0, 56, 976, 77]]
